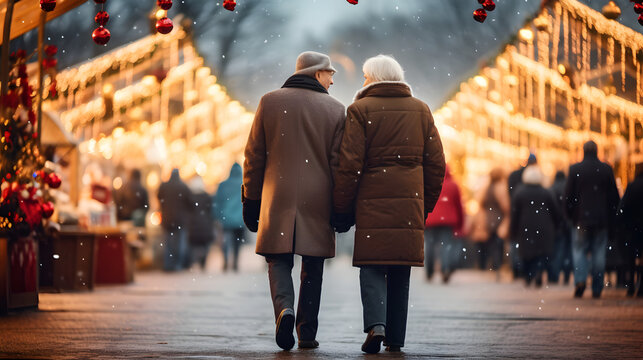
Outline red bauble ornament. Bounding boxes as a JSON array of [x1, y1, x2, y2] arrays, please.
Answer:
[[157, 0, 172, 10], [40, 0, 56, 12], [635, 3, 643, 14], [223, 0, 236, 11], [473, 8, 487, 23], [44, 45, 58, 57], [92, 26, 111, 45], [41, 201, 54, 218], [639, 14, 643, 26], [347, 0, 358, 4], [156, 17, 173, 34], [48, 83, 57, 98], [95, 11, 110, 26], [42, 58, 57, 70], [46, 173, 62, 189], [482, 0, 495, 11]]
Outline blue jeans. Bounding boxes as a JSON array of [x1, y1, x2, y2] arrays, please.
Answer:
[[163, 227, 188, 271], [424, 227, 459, 276], [572, 227, 608, 295], [548, 226, 573, 283]]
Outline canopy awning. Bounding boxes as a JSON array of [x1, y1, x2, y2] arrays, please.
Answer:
[[0, 0, 87, 44]]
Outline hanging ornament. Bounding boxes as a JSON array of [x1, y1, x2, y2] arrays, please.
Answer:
[[157, 0, 172, 10], [635, 3, 643, 14], [44, 45, 57, 57], [223, 0, 236, 11], [95, 11, 109, 26], [347, 0, 358, 4], [92, 26, 110, 45], [601, 1, 621, 20], [41, 201, 54, 218], [156, 17, 173, 34], [46, 173, 61, 189], [40, 0, 56, 12], [482, 0, 495, 12], [473, 8, 487, 23]]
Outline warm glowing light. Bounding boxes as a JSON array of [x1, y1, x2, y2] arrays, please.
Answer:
[[519, 28, 534, 43], [610, 122, 619, 134], [142, 75, 157, 87], [113, 177, 123, 190], [147, 172, 160, 188], [196, 161, 207, 176], [558, 64, 566, 75], [102, 83, 114, 97], [150, 211, 162, 226], [155, 9, 167, 20], [473, 75, 488, 89], [113, 127, 125, 139]]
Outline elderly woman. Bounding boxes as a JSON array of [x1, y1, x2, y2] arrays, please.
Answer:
[[332, 55, 445, 354]]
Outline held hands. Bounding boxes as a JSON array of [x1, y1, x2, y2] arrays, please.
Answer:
[[241, 185, 261, 232], [331, 212, 355, 233]]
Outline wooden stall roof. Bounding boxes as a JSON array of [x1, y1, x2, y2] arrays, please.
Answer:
[[0, 0, 88, 44]]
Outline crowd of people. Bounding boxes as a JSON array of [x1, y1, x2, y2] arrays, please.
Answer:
[[424, 142, 643, 299], [113, 165, 246, 273]]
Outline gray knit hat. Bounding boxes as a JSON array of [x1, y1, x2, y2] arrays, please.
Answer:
[[294, 51, 337, 77]]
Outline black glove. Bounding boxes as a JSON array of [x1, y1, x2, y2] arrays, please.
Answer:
[[331, 212, 354, 233], [241, 185, 261, 232]]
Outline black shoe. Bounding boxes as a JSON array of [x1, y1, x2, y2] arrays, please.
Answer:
[[592, 292, 601, 299], [361, 325, 385, 354], [275, 308, 295, 350], [385, 345, 402, 352], [298, 340, 319, 349], [535, 277, 543, 288], [442, 271, 451, 284], [574, 282, 586, 298]]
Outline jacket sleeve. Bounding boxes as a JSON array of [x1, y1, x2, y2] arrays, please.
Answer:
[[329, 109, 347, 185], [242, 98, 267, 201], [333, 105, 366, 214], [423, 112, 446, 214], [510, 193, 521, 239], [605, 165, 620, 229]]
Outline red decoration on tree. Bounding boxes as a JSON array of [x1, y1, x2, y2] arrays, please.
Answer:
[[42, 58, 57, 70], [40, 0, 56, 12], [44, 45, 57, 57], [473, 8, 487, 23], [635, 3, 643, 14], [347, 0, 358, 4], [95, 11, 110, 26], [482, 0, 495, 11], [223, 0, 236, 11], [639, 14, 643, 25], [157, 0, 172, 10], [41, 201, 54, 218], [92, 26, 111, 45], [46, 173, 62, 189], [156, 17, 173, 34]]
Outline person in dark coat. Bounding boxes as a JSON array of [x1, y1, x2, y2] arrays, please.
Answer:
[[333, 55, 445, 354], [114, 169, 149, 226], [507, 153, 537, 278], [242, 51, 345, 351], [157, 168, 193, 271], [424, 164, 464, 283], [617, 162, 643, 297], [188, 176, 214, 270], [213, 163, 245, 272], [564, 140, 620, 298], [510, 166, 560, 287], [548, 170, 573, 284]]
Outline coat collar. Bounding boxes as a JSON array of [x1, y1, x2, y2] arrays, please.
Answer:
[[353, 81, 413, 102]]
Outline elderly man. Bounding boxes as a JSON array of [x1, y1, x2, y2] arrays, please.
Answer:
[[242, 51, 346, 350]]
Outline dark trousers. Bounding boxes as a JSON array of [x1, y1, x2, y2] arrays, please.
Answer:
[[477, 235, 503, 271], [524, 256, 547, 285], [223, 228, 244, 271], [359, 265, 411, 347], [265, 254, 324, 341]]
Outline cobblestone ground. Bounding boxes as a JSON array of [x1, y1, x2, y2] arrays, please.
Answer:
[[1, 250, 642, 359]]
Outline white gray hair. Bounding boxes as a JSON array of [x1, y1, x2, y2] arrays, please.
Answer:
[[362, 55, 405, 82]]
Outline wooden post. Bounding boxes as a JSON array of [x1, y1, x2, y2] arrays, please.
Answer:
[[0, 0, 16, 116], [37, 11, 47, 147]]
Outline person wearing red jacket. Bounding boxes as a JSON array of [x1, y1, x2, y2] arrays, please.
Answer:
[[424, 165, 464, 283]]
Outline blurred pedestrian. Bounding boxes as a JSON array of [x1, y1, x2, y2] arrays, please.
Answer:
[[548, 170, 573, 284], [213, 163, 245, 272], [510, 166, 560, 287], [564, 140, 620, 298], [243, 51, 345, 350], [157, 168, 192, 271], [617, 162, 643, 297], [507, 153, 537, 278], [114, 169, 149, 226], [333, 55, 445, 354], [470, 167, 510, 273], [424, 164, 464, 283], [187, 176, 214, 271]]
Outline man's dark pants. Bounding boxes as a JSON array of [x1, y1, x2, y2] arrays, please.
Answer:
[[265, 254, 324, 342]]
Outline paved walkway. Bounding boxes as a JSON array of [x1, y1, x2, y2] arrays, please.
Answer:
[[1, 253, 642, 359]]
